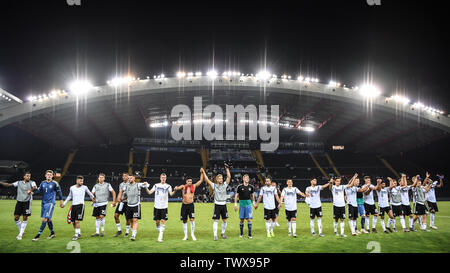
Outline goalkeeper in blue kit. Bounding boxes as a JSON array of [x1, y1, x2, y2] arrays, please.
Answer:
[[30, 170, 64, 241]]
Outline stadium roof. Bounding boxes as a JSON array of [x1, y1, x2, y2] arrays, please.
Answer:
[[0, 74, 448, 155]]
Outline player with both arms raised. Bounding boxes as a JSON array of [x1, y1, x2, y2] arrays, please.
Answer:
[[172, 169, 205, 241], [61, 175, 96, 240]]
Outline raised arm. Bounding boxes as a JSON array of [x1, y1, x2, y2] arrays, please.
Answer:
[[328, 178, 334, 191], [375, 179, 382, 191], [437, 174, 444, 188], [194, 171, 204, 188], [225, 166, 231, 185], [321, 181, 331, 190], [201, 168, 213, 187], [346, 173, 358, 188]]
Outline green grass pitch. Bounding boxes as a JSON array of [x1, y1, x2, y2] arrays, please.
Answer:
[[0, 200, 449, 253]]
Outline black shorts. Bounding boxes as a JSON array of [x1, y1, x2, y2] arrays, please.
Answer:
[[427, 201, 439, 212], [285, 209, 297, 221], [348, 205, 359, 219], [14, 200, 32, 216], [180, 203, 195, 221], [309, 207, 323, 219], [379, 206, 392, 217], [364, 203, 378, 215], [71, 204, 85, 221], [414, 203, 427, 215], [154, 208, 168, 221], [115, 202, 128, 215], [92, 205, 107, 217], [264, 208, 277, 220], [391, 205, 403, 217], [126, 204, 141, 220], [333, 206, 346, 220], [212, 204, 228, 220], [401, 204, 412, 216]]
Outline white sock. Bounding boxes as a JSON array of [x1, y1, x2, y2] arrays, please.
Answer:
[[372, 216, 377, 229], [15, 220, 21, 230], [183, 223, 188, 237], [75, 228, 80, 235], [400, 216, 406, 229], [340, 221, 345, 235], [19, 221, 28, 236], [221, 222, 227, 234], [126, 225, 130, 234], [270, 221, 275, 232], [132, 229, 137, 237], [160, 224, 165, 234], [418, 217, 423, 225], [310, 219, 315, 233], [190, 221, 195, 234], [95, 219, 100, 234], [213, 221, 218, 236], [349, 220, 355, 233], [156, 225, 160, 232], [101, 218, 105, 232], [380, 218, 386, 231], [317, 218, 322, 234], [116, 223, 121, 231], [365, 217, 370, 230], [265, 221, 270, 234], [409, 217, 414, 229], [392, 218, 396, 229], [430, 213, 435, 226], [288, 221, 291, 233], [333, 221, 338, 233], [387, 218, 391, 228], [292, 221, 296, 235]]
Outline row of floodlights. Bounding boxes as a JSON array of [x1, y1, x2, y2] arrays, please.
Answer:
[[0, 93, 13, 102]]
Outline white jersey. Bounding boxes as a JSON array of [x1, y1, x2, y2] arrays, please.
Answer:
[[400, 186, 411, 205], [151, 183, 173, 209], [261, 186, 277, 210], [306, 186, 322, 209], [281, 187, 300, 211], [377, 187, 390, 207], [91, 183, 114, 207], [426, 181, 438, 203], [363, 184, 376, 205], [331, 185, 345, 207], [64, 185, 94, 206], [345, 186, 358, 207]]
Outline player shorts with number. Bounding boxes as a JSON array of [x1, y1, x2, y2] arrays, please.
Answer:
[[126, 204, 141, 220], [333, 205, 345, 220], [264, 208, 276, 220], [180, 203, 195, 221], [364, 203, 378, 215], [41, 202, 55, 219], [414, 203, 427, 215], [14, 200, 31, 216], [154, 208, 168, 221], [71, 204, 85, 221], [379, 206, 391, 216], [391, 205, 403, 217], [309, 207, 322, 218], [285, 209, 297, 221], [92, 205, 107, 217], [401, 204, 412, 216], [427, 201, 438, 212], [239, 206, 253, 219], [348, 204, 359, 219], [115, 202, 127, 215], [212, 204, 228, 220]]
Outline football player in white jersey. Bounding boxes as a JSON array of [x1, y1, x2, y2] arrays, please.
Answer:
[[255, 177, 281, 238], [399, 173, 418, 231], [362, 176, 378, 233], [375, 178, 394, 233], [328, 177, 347, 237], [388, 177, 407, 232], [146, 173, 175, 242], [424, 174, 444, 229], [278, 179, 308, 237], [412, 173, 433, 231], [305, 178, 331, 237], [345, 173, 370, 236]]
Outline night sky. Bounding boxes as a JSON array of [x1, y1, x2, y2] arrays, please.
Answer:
[[0, 0, 449, 111]]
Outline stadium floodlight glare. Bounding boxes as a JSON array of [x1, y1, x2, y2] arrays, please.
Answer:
[[359, 84, 381, 98], [207, 70, 218, 78], [297, 75, 304, 81], [69, 80, 93, 95], [328, 81, 337, 87], [301, 126, 315, 132], [187, 72, 194, 77], [256, 70, 271, 80], [195, 71, 202, 76], [176, 71, 186, 78], [390, 95, 410, 105]]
